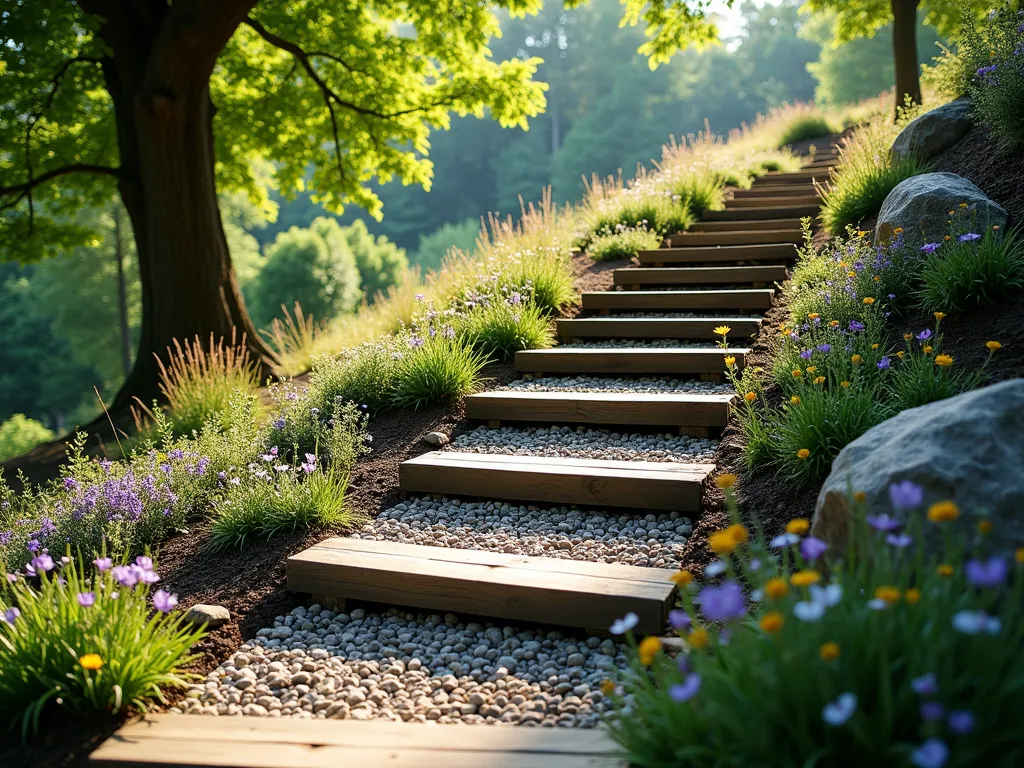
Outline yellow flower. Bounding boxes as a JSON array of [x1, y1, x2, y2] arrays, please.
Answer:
[[786, 518, 810, 535], [948, 210, 955, 215], [863, 297, 875, 305], [977, 519, 993, 535], [790, 395, 801, 405], [959, 203, 968, 209], [847, 271, 856, 278], [893, 227, 904, 234], [871, 343, 879, 349], [841, 380, 851, 388], [726, 524, 749, 545], [764, 578, 789, 599], [790, 570, 820, 587], [759, 611, 784, 634], [688, 627, 709, 650], [671, 569, 694, 587], [792, 369, 803, 378], [819, 642, 840, 661], [851, 354, 861, 364], [814, 376, 826, 385], [796, 448, 810, 460], [874, 586, 901, 605], [993, 225, 1000, 231], [807, 313, 820, 320], [805, 366, 816, 374], [904, 588, 921, 604], [714, 325, 732, 337], [928, 500, 960, 523], [934, 312, 945, 321], [600, 679, 617, 696], [896, 351, 905, 359], [79, 654, 104, 671], [724, 355, 737, 366], [857, 230, 868, 238], [923, 346, 933, 355], [873, 276, 881, 282], [986, 340, 1002, 351], [709, 530, 739, 556], [638, 636, 661, 666], [715, 473, 737, 490], [934, 354, 953, 367], [744, 391, 757, 403], [854, 490, 867, 503], [1016, 549, 1024, 564], [830, 320, 840, 327], [944, 235, 951, 241], [937, 563, 954, 577]]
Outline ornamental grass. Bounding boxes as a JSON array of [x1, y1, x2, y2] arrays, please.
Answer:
[[608, 481, 1024, 768]]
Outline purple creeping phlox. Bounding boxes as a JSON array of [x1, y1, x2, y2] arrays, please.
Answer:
[[877, 356, 891, 370], [76, 592, 96, 608], [947, 710, 975, 735], [866, 513, 902, 532], [965, 557, 1009, 588], [800, 536, 829, 562], [958, 232, 982, 242], [669, 674, 702, 702], [822, 692, 857, 726], [921, 243, 941, 254], [911, 738, 950, 768], [152, 589, 178, 613], [697, 582, 746, 622], [886, 532, 913, 548], [668, 610, 690, 630], [889, 480, 924, 510], [26, 553, 54, 576]]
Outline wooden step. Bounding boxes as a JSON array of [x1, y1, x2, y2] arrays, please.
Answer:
[[727, 194, 820, 208], [466, 390, 735, 428], [702, 205, 819, 221], [666, 229, 802, 246], [688, 219, 804, 233], [731, 186, 821, 199], [582, 288, 774, 312], [753, 171, 829, 185], [555, 316, 760, 340], [515, 347, 747, 375], [90, 714, 624, 768], [400, 452, 714, 512], [638, 243, 797, 265], [612, 265, 786, 288]]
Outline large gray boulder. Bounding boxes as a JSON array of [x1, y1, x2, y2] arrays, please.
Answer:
[[891, 98, 974, 162], [874, 172, 1007, 247], [812, 379, 1024, 554]]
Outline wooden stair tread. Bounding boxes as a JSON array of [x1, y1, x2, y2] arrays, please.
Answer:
[[666, 229, 802, 246], [688, 219, 804, 233], [556, 316, 760, 339], [515, 346, 747, 374], [582, 289, 774, 311], [90, 715, 624, 768], [612, 265, 786, 286], [726, 194, 820, 208], [731, 186, 820, 198], [400, 451, 713, 512], [465, 390, 735, 428], [637, 243, 797, 263], [702, 205, 819, 221]]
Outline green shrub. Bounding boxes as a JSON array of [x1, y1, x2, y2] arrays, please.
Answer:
[[458, 293, 553, 361], [0, 414, 54, 462], [886, 321, 992, 411], [588, 226, 663, 261], [609, 483, 1024, 767], [778, 114, 836, 147], [411, 218, 480, 273], [820, 106, 930, 234], [390, 332, 488, 410], [494, 248, 576, 313], [0, 553, 204, 736], [917, 229, 1024, 312], [578, 189, 692, 251], [662, 173, 724, 217]]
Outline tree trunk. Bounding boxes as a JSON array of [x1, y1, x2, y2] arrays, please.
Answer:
[[891, 0, 922, 117], [113, 205, 133, 379]]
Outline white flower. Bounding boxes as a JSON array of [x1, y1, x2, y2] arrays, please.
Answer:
[[822, 692, 857, 726], [810, 584, 843, 607], [750, 589, 764, 603], [952, 610, 1001, 635], [610, 612, 639, 635], [794, 601, 826, 622], [868, 598, 889, 610], [704, 560, 728, 577], [771, 533, 800, 548]]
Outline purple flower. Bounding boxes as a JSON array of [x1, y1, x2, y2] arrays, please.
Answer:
[[866, 513, 902, 532], [442, 325, 455, 340], [921, 701, 944, 722], [947, 710, 974, 735], [409, 335, 425, 349], [965, 557, 1009, 588], [697, 581, 746, 622], [93, 557, 112, 572], [273, 418, 286, 430], [911, 738, 949, 768], [668, 610, 691, 630], [77, 592, 96, 608], [610, 612, 639, 635], [848, 320, 865, 332], [131, 565, 160, 584], [28, 554, 54, 575], [889, 480, 923, 510], [886, 532, 913, 548], [959, 232, 981, 243], [921, 243, 941, 254], [817, 343, 831, 353], [669, 673, 702, 702], [301, 453, 318, 474], [952, 610, 1001, 635], [799, 349, 813, 360], [3, 607, 19, 625], [63, 477, 79, 490], [111, 565, 138, 587], [916, 329, 932, 342], [877, 356, 890, 370], [135, 556, 154, 571], [911, 673, 938, 696], [309, 407, 320, 417], [822, 692, 857, 726], [800, 536, 829, 562], [167, 449, 184, 461], [153, 589, 179, 613]]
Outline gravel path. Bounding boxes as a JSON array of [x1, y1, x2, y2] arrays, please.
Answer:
[[448, 424, 717, 463], [499, 374, 734, 395], [606, 311, 763, 318], [177, 606, 623, 726], [559, 339, 715, 349], [360, 496, 693, 568]]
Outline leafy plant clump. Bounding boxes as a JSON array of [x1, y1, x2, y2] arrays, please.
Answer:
[[608, 479, 1024, 768], [588, 226, 663, 261], [778, 114, 837, 147], [0, 552, 204, 736], [917, 228, 1024, 312], [457, 290, 554, 361]]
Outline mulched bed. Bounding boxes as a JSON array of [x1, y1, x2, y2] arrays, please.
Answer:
[[931, 124, 1024, 227]]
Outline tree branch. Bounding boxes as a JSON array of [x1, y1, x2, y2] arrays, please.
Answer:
[[0, 165, 122, 213]]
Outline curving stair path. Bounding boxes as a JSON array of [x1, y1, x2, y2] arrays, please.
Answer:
[[91, 147, 839, 767]]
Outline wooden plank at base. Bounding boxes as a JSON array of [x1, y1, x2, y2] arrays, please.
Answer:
[[515, 347, 748, 375], [465, 390, 735, 427], [555, 316, 760, 339], [612, 265, 786, 287], [731, 186, 821, 199], [753, 171, 829, 185], [581, 289, 774, 312], [288, 536, 678, 631], [704, 205, 820, 221], [726, 194, 820, 208], [637, 242, 797, 264], [665, 229, 801, 247]]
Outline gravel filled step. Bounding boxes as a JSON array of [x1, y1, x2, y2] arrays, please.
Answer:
[[556, 316, 760, 339], [702, 205, 820, 221], [465, 390, 734, 429], [500, 375, 734, 395], [730, 185, 820, 199], [687, 219, 804, 233], [287, 537, 678, 633], [514, 346, 747, 375], [726, 194, 820, 208], [91, 716, 622, 767], [612, 265, 787, 288], [637, 242, 797, 265], [581, 288, 774, 312], [665, 229, 802, 246], [399, 452, 713, 511]]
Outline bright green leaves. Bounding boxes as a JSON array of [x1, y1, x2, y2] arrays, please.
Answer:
[[619, 0, 723, 68]]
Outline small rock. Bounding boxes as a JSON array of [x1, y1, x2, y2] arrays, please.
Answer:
[[184, 604, 231, 629], [422, 431, 450, 447]]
